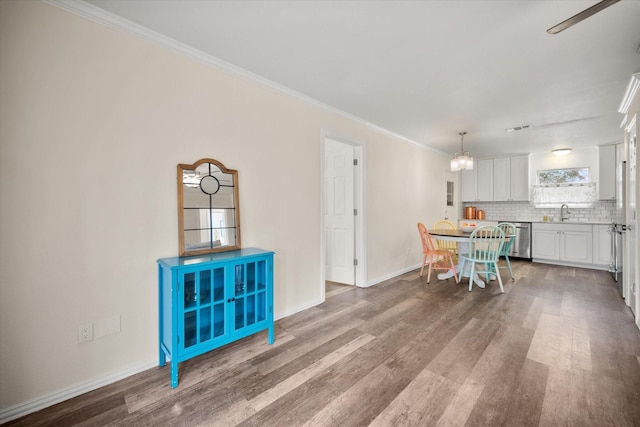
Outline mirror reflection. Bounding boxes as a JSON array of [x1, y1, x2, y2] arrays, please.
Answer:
[[178, 158, 241, 256]]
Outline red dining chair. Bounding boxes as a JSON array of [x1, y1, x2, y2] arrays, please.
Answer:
[[417, 222, 459, 284]]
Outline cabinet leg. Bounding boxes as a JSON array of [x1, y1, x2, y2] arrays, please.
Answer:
[[159, 348, 166, 367], [171, 361, 178, 388], [268, 326, 274, 344]]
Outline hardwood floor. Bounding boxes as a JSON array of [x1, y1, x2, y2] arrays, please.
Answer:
[[7, 260, 640, 426]]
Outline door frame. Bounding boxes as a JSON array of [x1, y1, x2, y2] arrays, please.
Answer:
[[624, 114, 638, 325], [320, 130, 367, 297]]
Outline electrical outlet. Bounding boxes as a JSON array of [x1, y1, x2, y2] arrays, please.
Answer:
[[78, 323, 93, 343]]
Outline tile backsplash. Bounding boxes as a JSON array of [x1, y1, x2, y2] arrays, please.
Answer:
[[460, 200, 622, 224]]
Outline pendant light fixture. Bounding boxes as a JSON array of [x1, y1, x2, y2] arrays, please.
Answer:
[[450, 131, 474, 171]]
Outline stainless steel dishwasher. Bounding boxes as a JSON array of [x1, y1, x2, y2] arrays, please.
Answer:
[[499, 221, 532, 260]]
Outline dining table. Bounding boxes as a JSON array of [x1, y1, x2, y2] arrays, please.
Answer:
[[429, 228, 512, 289]]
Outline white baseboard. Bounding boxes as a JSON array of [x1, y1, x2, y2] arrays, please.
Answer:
[[0, 298, 322, 424], [0, 265, 420, 423], [532, 259, 610, 271], [366, 264, 422, 287], [274, 297, 324, 321], [0, 360, 156, 424]]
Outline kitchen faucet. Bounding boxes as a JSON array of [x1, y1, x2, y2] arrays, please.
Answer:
[[560, 204, 571, 222]]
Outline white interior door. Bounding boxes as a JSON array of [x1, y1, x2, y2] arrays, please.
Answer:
[[626, 117, 637, 317], [444, 171, 458, 222], [324, 138, 355, 285]]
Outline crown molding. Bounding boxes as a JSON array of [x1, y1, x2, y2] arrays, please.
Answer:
[[619, 72, 640, 129], [42, 0, 449, 157], [619, 72, 640, 114]]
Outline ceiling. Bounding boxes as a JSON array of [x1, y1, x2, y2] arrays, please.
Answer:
[[81, 0, 640, 158]]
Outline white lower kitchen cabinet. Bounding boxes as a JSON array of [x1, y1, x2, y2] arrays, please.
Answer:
[[592, 224, 612, 267], [531, 228, 560, 259], [532, 223, 593, 266], [561, 229, 593, 264]]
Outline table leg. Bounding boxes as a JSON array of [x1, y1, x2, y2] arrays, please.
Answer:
[[437, 269, 455, 280], [437, 261, 486, 288], [437, 240, 485, 288]]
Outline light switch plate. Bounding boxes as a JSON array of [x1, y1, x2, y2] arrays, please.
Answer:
[[96, 315, 121, 338]]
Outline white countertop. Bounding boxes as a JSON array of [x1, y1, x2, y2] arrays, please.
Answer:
[[472, 219, 613, 225], [530, 220, 612, 225]]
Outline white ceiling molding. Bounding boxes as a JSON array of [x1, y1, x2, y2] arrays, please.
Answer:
[[42, 0, 450, 157], [619, 73, 640, 114], [619, 72, 640, 128], [38, 1, 640, 158], [625, 114, 637, 133]]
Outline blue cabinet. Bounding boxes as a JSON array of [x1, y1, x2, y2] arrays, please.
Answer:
[[157, 247, 274, 387]]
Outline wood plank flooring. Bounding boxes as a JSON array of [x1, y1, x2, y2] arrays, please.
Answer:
[[7, 260, 640, 426]]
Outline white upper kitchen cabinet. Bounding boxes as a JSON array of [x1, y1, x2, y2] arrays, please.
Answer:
[[510, 155, 530, 200], [477, 159, 493, 201], [460, 168, 477, 202], [460, 159, 493, 202], [493, 157, 510, 201], [493, 155, 530, 201], [599, 144, 616, 200]]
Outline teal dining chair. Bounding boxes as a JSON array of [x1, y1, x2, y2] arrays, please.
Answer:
[[459, 225, 505, 293], [497, 222, 516, 281]]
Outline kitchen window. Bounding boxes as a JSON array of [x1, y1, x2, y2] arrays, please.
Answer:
[[532, 167, 597, 207], [537, 167, 589, 184]]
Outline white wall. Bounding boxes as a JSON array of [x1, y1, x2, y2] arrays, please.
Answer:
[[529, 146, 599, 184], [0, 1, 451, 412]]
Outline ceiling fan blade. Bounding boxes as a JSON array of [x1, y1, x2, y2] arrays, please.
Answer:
[[547, 0, 620, 34]]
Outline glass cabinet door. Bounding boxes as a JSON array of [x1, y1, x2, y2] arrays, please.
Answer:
[[181, 267, 226, 350], [233, 259, 268, 332]]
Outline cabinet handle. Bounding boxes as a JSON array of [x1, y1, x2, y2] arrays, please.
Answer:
[[227, 298, 236, 303]]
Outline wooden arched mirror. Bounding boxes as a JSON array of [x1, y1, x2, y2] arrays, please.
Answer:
[[177, 158, 241, 256]]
